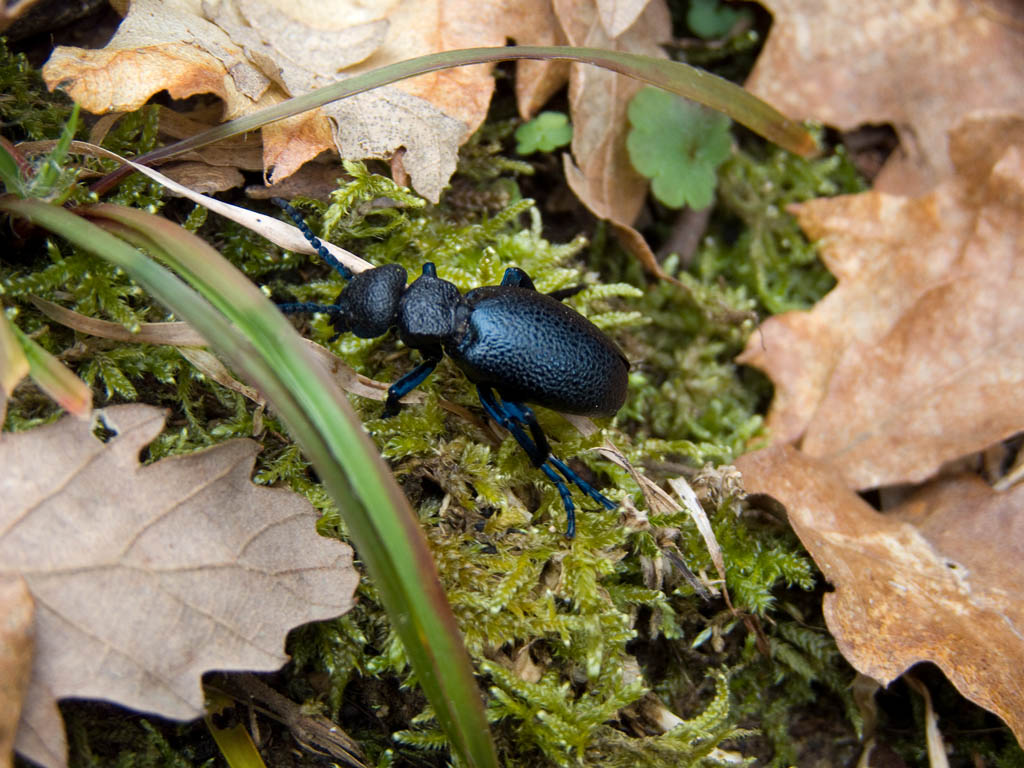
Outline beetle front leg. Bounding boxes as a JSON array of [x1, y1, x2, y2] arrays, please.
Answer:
[[383, 352, 442, 417]]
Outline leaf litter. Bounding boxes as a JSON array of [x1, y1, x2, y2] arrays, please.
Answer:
[[745, 0, 1024, 194], [736, 114, 1024, 746], [41, 0, 673, 249], [737, 446, 1024, 745], [739, 115, 1024, 489], [0, 404, 358, 768]]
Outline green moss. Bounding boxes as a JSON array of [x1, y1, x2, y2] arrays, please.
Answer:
[[0, 37, 73, 141], [698, 128, 866, 314], [99, 105, 166, 211], [64, 706, 214, 768]]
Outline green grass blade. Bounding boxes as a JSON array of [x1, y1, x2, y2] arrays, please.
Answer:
[[0, 308, 30, 395], [10, 323, 92, 418], [0, 138, 25, 193], [97, 45, 813, 192], [204, 691, 270, 768], [0, 198, 498, 768]]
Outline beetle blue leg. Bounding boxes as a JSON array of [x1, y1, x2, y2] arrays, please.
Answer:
[[271, 197, 353, 281], [546, 284, 586, 301], [276, 302, 347, 341], [501, 400, 616, 511], [540, 464, 576, 538], [478, 386, 613, 537], [383, 353, 441, 417], [498, 400, 554, 467], [477, 386, 549, 466], [547, 456, 616, 511]]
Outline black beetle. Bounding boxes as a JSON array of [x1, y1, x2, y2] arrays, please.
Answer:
[[272, 198, 629, 537]]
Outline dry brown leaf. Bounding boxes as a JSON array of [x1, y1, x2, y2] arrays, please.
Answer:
[[738, 115, 1024, 489], [0, 577, 33, 768], [42, 0, 575, 201], [509, 1, 569, 119], [30, 297, 208, 346], [595, 0, 651, 37], [156, 106, 265, 170], [557, 0, 669, 271], [43, 0, 266, 117], [736, 444, 1024, 745], [0, 404, 358, 768], [745, 0, 1024, 193], [160, 160, 244, 193], [244, 160, 349, 201]]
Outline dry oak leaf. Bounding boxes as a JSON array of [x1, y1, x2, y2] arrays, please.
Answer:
[[0, 404, 358, 768], [745, 0, 1024, 194], [736, 444, 1024, 746], [738, 115, 1024, 490], [42, 0, 570, 201]]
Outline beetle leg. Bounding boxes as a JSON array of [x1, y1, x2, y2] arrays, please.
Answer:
[[546, 456, 616, 511], [476, 386, 549, 466], [276, 302, 348, 342], [478, 387, 615, 538], [540, 464, 577, 538], [277, 301, 344, 340], [499, 400, 552, 466], [502, 400, 617, 512], [545, 284, 586, 301], [383, 352, 442, 417], [277, 301, 342, 315]]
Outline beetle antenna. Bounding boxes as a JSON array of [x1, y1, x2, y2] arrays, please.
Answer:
[[271, 197, 353, 281]]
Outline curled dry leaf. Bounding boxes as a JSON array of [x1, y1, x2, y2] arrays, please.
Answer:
[[736, 444, 1024, 745], [159, 160, 244, 194], [738, 115, 1024, 490], [557, 0, 671, 272], [0, 404, 358, 768], [745, 0, 1024, 194]]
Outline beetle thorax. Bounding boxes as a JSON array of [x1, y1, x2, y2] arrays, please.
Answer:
[[396, 272, 465, 349]]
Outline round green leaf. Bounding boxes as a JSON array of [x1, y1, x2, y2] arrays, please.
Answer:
[[626, 86, 732, 210], [515, 111, 573, 155]]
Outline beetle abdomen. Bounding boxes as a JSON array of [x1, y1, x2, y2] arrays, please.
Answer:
[[452, 287, 629, 417]]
